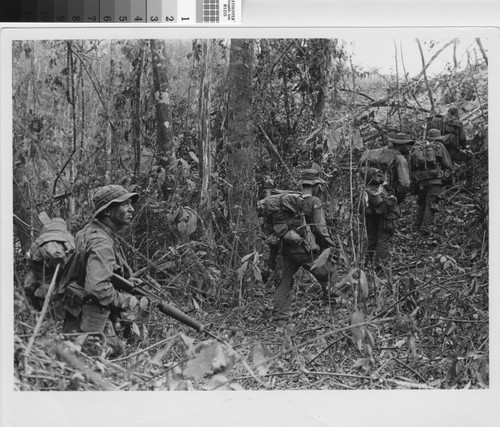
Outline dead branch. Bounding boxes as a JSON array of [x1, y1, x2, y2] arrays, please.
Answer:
[[416, 38, 435, 113], [475, 38, 488, 65], [413, 39, 457, 82], [258, 123, 296, 182]]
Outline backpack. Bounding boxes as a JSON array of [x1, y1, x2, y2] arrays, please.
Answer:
[[409, 141, 442, 181], [24, 212, 75, 312], [426, 115, 461, 146], [359, 148, 398, 186], [257, 191, 304, 237], [258, 191, 321, 252]]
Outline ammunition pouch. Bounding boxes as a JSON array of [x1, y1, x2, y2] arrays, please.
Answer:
[[365, 185, 389, 215], [80, 303, 111, 333], [383, 196, 401, 233], [62, 281, 86, 318]]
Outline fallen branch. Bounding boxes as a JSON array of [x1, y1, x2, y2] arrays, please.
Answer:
[[393, 357, 426, 383], [254, 317, 396, 370], [112, 336, 177, 363]]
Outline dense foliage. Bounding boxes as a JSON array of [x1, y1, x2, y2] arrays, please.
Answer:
[[12, 37, 488, 390]]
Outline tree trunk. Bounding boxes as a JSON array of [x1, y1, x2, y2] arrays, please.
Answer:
[[150, 39, 174, 199], [131, 41, 145, 179], [150, 40, 174, 166], [198, 39, 213, 242], [227, 39, 257, 259], [311, 39, 334, 122]]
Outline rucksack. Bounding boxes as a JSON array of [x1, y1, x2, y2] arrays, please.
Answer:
[[24, 212, 75, 311], [426, 115, 461, 146], [359, 148, 398, 186], [258, 190, 321, 252], [410, 141, 442, 181], [257, 191, 304, 237]]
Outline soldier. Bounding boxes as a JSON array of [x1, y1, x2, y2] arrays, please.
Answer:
[[60, 185, 146, 357], [442, 106, 468, 161], [359, 133, 412, 270], [272, 169, 336, 327], [409, 129, 454, 236], [442, 106, 474, 188]]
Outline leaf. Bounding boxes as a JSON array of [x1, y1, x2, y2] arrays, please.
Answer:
[[188, 151, 199, 163], [252, 251, 260, 265], [157, 167, 166, 187], [177, 221, 187, 234], [185, 208, 198, 235], [350, 311, 365, 351], [365, 329, 376, 348], [211, 344, 227, 373], [179, 158, 190, 176], [310, 247, 332, 271], [205, 374, 229, 390], [241, 252, 255, 263], [179, 332, 196, 356], [352, 357, 371, 369], [94, 361, 106, 374], [358, 269, 369, 301], [252, 342, 270, 376], [237, 261, 249, 282], [130, 322, 141, 340], [252, 265, 262, 283], [151, 340, 175, 367], [183, 344, 216, 379], [192, 298, 200, 311], [352, 128, 364, 150], [229, 383, 245, 391]]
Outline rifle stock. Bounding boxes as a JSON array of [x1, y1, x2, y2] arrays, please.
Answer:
[[111, 273, 204, 333]]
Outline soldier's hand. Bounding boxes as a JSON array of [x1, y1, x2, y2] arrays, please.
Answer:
[[124, 294, 140, 311], [120, 295, 140, 322], [139, 297, 148, 311]]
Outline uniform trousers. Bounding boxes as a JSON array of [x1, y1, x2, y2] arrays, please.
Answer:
[[273, 245, 336, 321]]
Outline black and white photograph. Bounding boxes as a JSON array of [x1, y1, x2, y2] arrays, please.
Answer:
[[1, 18, 498, 427]]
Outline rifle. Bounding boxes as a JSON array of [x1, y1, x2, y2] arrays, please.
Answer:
[[111, 273, 223, 343]]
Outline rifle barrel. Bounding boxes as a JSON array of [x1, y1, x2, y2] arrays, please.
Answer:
[[112, 273, 204, 333]]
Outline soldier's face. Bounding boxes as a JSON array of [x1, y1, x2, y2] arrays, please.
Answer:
[[108, 200, 134, 227], [399, 144, 410, 155]]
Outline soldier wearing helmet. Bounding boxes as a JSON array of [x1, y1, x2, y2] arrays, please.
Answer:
[[61, 185, 145, 357]]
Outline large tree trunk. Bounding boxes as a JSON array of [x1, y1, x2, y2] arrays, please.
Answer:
[[226, 39, 257, 259], [197, 40, 213, 242], [131, 41, 145, 179], [150, 39, 174, 199], [310, 39, 335, 122]]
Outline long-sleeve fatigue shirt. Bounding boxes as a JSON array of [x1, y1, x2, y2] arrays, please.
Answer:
[[301, 194, 333, 249], [70, 220, 133, 309]]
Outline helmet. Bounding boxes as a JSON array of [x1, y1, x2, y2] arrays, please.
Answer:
[[93, 185, 139, 216], [427, 128, 445, 141]]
